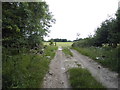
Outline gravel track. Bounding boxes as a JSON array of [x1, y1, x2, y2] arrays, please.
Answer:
[[70, 49, 118, 88], [43, 47, 118, 89]]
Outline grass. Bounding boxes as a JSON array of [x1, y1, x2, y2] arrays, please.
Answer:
[[44, 42, 73, 57], [2, 46, 58, 88], [44, 42, 73, 47], [72, 46, 120, 73], [62, 47, 73, 57], [44, 46, 58, 59], [68, 68, 106, 88]]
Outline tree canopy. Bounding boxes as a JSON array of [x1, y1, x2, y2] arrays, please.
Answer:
[[94, 9, 120, 47], [2, 2, 55, 50]]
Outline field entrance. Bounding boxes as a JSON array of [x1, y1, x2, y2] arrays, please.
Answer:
[[44, 42, 73, 47]]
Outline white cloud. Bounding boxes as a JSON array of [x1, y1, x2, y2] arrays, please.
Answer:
[[45, 0, 118, 41]]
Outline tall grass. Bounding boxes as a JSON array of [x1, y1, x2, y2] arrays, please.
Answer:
[[68, 68, 106, 88], [2, 46, 58, 88], [73, 46, 120, 73]]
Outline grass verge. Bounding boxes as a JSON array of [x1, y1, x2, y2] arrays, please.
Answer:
[[68, 68, 106, 88], [2, 46, 58, 88], [62, 47, 73, 57], [72, 46, 120, 73]]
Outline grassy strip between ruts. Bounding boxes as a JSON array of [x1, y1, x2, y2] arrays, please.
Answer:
[[72, 46, 120, 73], [68, 68, 106, 89], [2, 46, 58, 88], [62, 47, 73, 57]]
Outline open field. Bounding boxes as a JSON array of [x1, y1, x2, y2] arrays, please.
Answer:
[[44, 42, 73, 47]]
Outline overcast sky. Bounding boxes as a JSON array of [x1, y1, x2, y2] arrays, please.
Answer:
[[44, 0, 118, 41]]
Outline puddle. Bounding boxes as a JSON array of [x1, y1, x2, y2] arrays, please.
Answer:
[[58, 46, 62, 50], [61, 67, 65, 70], [65, 59, 69, 62]]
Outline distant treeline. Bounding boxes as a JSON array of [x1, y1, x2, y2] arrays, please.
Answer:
[[47, 38, 72, 42]]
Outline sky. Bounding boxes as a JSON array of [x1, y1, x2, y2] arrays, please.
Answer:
[[44, 0, 118, 41]]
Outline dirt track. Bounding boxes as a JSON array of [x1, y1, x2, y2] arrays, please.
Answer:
[[43, 47, 118, 88], [70, 49, 118, 88], [43, 47, 71, 88]]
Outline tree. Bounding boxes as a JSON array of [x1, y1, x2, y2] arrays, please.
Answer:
[[108, 8, 120, 47], [94, 21, 109, 46], [49, 39, 54, 45], [76, 33, 80, 40], [2, 2, 55, 88], [2, 2, 55, 50]]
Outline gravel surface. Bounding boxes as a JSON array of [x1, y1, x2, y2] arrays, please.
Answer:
[[43, 47, 71, 88]]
